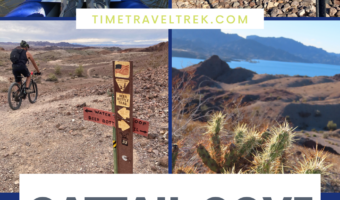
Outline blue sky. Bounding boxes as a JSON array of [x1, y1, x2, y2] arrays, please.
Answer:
[[222, 21, 340, 54], [0, 21, 167, 46]]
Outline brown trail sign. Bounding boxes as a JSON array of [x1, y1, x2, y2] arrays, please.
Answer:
[[83, 107, 149, 137], [83, 61, 149, 174], [113, 61, 134, 174]]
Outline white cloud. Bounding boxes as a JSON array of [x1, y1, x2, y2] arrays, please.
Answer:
[[0, 21, 167, 46]]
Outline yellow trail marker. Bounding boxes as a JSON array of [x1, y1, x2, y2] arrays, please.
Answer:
[[116, 92, 131, 108], [115, 61, 130, 79], [118, 107, 130, 119], [118, 120, 130, 131], [116, 79, 130, 92]]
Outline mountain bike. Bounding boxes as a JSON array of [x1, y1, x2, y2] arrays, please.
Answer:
[[8, 71, 41, 110]]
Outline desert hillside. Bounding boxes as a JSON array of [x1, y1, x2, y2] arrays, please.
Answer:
[[172, 55, 340, 192], [0, 42, 169, 192]]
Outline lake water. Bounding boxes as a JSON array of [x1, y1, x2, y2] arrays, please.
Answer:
[[172, 57, 340, 77]]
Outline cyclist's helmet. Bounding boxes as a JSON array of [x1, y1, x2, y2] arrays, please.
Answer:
[[20, 40, 30, 49]]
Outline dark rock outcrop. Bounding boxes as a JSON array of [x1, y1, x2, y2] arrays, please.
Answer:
[[181, 55, 256, 84], [295, 136, 339, 155]]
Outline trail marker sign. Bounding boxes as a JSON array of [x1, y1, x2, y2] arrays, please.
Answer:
[[83, 60, 149, 174], [83, 107, 149, 137], [83, 107, 116, 127], [113, 61, 134, 174]]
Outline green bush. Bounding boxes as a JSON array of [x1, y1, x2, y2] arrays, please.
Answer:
[[55, 66, 61, 75], [46, 74, 58, 82], [327, 121, 337, 131], [75, 65, 84, 77], [313, 134, 316, 137]]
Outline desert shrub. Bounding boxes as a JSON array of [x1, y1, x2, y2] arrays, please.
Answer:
[[1, 88, 8, 93], [311, 128, 316, 132], [327, 121, 337, 131], [46, 74, 58, 82], [313, 134, 316, 137], [55, 66, 61, 75], [323, 133, 329, 139], [75, 65, 84, 77]]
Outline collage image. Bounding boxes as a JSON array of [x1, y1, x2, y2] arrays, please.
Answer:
[[0, 0, 340, 199]]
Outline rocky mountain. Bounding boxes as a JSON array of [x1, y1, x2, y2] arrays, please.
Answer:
[[0, 41, 87, 49], [121, 42, 168, 53], [247, 35, 340, 65], [174, 55, 256, 90], [173, 30, 340, 65]]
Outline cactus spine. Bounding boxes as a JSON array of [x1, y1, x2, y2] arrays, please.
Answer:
[[253, 121, 296, 173], [196, 112, 263, 173]]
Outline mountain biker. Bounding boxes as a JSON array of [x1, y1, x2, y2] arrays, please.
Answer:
[[10, 40, 41, 95]]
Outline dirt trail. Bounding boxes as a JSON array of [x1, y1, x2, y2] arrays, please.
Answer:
[[0, 65, 169, 193]]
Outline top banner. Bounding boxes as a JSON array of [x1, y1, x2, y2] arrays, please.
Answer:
[[76, 9, 264, 29]]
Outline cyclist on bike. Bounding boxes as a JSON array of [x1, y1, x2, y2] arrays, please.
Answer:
[[10, 40, 40, 95]]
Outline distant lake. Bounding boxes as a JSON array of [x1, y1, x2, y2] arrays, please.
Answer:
[[172, 57, 340, 77]]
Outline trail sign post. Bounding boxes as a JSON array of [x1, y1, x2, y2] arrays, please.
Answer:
[[83, 61, 149, 174], [113, 61, 134, 174]]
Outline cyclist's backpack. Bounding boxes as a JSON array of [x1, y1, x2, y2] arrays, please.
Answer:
[[10, 48, 25, 64]]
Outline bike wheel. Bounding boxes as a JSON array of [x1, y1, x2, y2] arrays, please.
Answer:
[[8, 82, 22, 110], [28, 81, 38, 103]]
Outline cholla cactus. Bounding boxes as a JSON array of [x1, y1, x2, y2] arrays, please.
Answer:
[[205, 112, 225, 164], [194, 113, 332, 182], [252, 121, 296, 174], [234, 123, 247, 145], [223, 166, 243, 174], [197, 115, 302, 174], [196, 112, 263, 173], [294, 146, 332, 175]]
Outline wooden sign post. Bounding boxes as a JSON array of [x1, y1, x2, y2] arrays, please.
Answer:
[[113, 61, 134, 174], [83, 61, 149, 174]]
